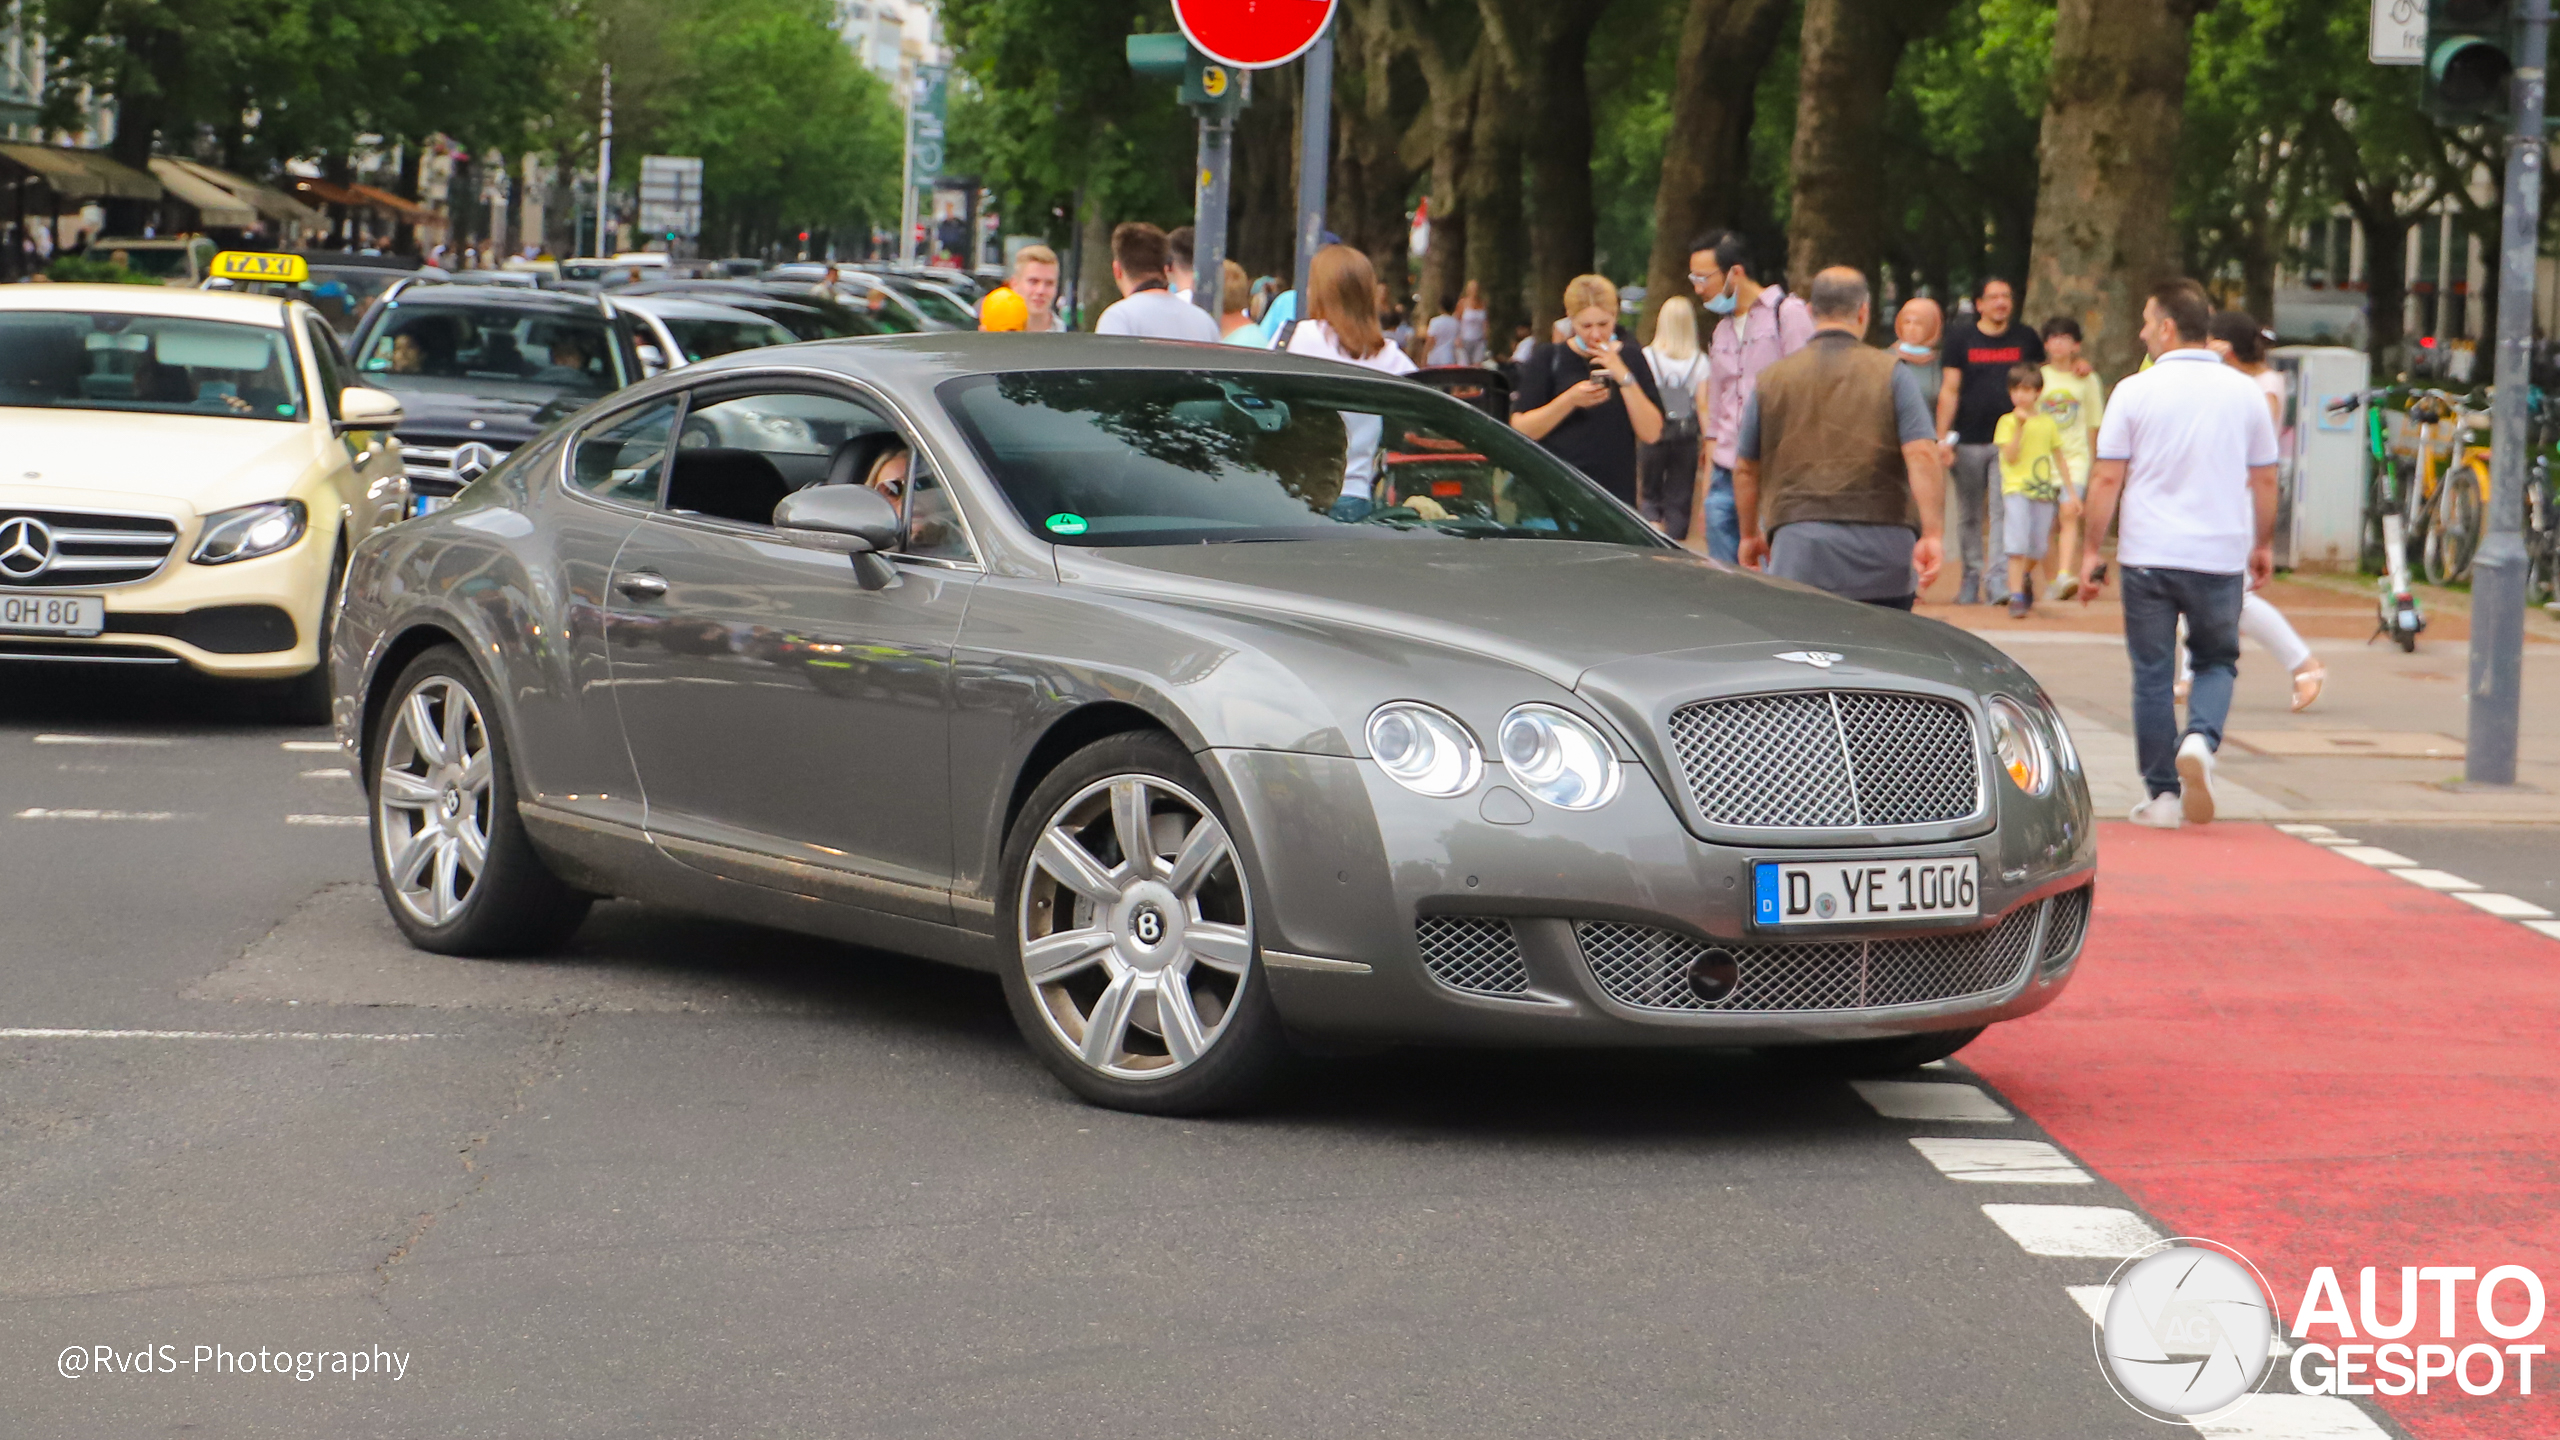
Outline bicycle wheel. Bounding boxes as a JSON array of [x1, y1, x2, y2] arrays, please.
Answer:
[[2405, 467, 2437, 579], [2429, 458, 2485, 585]]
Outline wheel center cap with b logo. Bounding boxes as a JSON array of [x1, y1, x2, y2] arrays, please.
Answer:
[[1132, 905, 1166, 947], [0, 517, 55, 579]]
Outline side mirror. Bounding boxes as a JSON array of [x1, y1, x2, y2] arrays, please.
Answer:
[[636, 343, 668, 375], [773, 484, 903, 590], [335, 386, 403, 434]]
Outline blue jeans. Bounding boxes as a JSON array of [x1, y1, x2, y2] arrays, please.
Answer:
[[2122, 565, 2244, 800], [1705, 465, 1740, 564]]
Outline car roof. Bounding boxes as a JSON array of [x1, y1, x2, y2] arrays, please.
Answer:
[[381, 282, 613, 315], [0, 284, 294, 327], [668, 333, 1384, 410], [615, 295, 789, 324]]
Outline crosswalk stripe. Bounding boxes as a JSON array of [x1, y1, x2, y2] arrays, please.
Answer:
[[2327, 846, 2417, 867], [2452, 890, 2553, 918], [32, 734, 177, 747], [13, 809, 188, 821], [2387, 868, 2479, 892], [1909, 1137, 2090, 1183], [0, 1028, 440, 1041], [1979, 1203, 2159, 1257], [1850, 1079, 2013, 1122], [285, 814, 367, 827], [2188, 1393, 2392, 1438]]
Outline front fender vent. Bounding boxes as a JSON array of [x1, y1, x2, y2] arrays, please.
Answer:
[[1415, 915, 1527, 996]]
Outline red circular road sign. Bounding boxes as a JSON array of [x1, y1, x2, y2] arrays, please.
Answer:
[[1173, 0, 1338, 70]]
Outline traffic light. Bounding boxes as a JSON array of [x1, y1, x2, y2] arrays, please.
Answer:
[[2426, 0, 2516, 122], [1125, 33, 1246, 113]]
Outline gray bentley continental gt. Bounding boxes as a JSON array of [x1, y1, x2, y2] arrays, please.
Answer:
[[331, 335, 2096, 1113]]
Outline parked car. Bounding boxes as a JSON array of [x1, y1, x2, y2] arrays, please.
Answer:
[[763, 264, 958, 332], [331, 335, 2097, 1115], [344, 283, 643, 515], [0, 284, 409, 718], [611, 280, 899, 341], [611, 294, 798, 369], [89, 236, 218, 285]]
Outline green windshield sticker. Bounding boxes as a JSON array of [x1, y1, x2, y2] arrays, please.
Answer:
[[1044, 513, 1089, 535]]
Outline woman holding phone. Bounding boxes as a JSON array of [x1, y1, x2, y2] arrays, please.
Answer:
[[1508, 273, 1665, 506]]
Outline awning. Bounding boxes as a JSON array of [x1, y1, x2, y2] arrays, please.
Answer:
[[289, 176, 439, 225], [166, 158, 323, 227], [146, 157, 256, 227], [0, 142, 163, 202]]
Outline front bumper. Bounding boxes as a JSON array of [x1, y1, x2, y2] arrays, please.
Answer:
[[0, 536, 332, 680], [1206, 747, 2096, 1048]]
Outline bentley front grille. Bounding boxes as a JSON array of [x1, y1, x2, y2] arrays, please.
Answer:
[[1415, 915, 1529, 996], [0, 508, 179, 589], [1576, 898, 2050, 1014], [1666, 690, 1981, 829]]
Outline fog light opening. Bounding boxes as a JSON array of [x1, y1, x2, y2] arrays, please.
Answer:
[[1686, 948, 1740, 1003]]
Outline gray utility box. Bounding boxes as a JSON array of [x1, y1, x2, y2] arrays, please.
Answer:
[[2273, 346, 2373, 571]]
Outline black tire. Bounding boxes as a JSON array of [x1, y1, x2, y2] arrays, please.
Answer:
[[366, 645, 591, 956], [996, 731, 1289, 1115], [1770, 1026, 1986, 1078], [267, 536, 346, 726]]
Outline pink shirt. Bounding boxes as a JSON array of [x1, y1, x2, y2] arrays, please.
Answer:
[[1706, 286, 1815, 469]]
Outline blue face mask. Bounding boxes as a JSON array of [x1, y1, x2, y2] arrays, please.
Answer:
[[1896, 341, 1933, 358], [1703, 291, 1739, 317]]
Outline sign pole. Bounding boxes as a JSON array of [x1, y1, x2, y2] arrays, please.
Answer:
[[898, 76, 918, 265], [1293, 26, 1333, 310], [2467, 0, 2550, 786], [595, 62, 613, 258], [1194, 108, 1234, 318]]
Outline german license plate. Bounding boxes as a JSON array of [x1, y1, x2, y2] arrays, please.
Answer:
[[409, 494, 453, 519], [0, 593, 105, 636], [1754, 857, 1980, 926]]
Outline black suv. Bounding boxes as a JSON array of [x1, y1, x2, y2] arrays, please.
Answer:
[[347, 284, 644, 515]]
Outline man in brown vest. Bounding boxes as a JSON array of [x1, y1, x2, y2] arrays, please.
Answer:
[[1731, 267, 1946, 609]]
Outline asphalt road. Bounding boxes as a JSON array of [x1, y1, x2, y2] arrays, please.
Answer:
[[0, 668, 2243, 1438]]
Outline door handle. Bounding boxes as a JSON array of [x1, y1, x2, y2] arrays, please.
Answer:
[[616, 572, 669, 600]]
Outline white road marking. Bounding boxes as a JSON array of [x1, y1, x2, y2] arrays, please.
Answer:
[[1979, 1203, 2160, 1257], [1850, 1080, 2013, 1122], [2065, 1285, 2290, 1355], [1909, 1137, 2090, 1183], [2189, 1394, 2392, 1438], [299, 767, 353, 779], [2453, 891, 2554, 918], [2523, 920, 2560, 942], [33, 733, 177, 746], [2328, 846, 2417, 868], [2273, 824, 2337, 836], [285, 814, 368, 827], [0, 1028, 440, 1041], [280, 741, 340, 753], [13, 809, 187, 821], [2390, 868, 2481, 892]]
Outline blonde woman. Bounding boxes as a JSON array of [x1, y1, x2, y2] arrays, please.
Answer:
[[1509, 274, 1665, 506], [1640, 297, 1710, 536]]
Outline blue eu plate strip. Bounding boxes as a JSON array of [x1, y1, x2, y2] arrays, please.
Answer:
[[1752, 864, 1779, 924]]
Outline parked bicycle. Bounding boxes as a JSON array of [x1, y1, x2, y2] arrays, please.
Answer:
[[2396, 387, 2491, 586]]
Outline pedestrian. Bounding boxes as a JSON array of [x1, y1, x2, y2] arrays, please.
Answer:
[[1728, 267, 1945, 609], [1457, 279, 1489, 364], [1510, 275, 1666, 507], [1893, 297, 1943, 397], [1287, 244, 1420, 517], [1995, 364, 2072, 618], [1424, 293, 1463, 366], [1093, 223, 1222, 342], [1008, 244, 1069, 332], [1166, 225, 1197, 303], [2201, 309, 2325, 711], [1217, 260, 1263, 344], [1936, 277, 2046, 602], [2078, 279, 2280, 828], [2037, 316, 2104, 598], [1639, 296, 1710, 538], [1690, 230, 1813, 562]]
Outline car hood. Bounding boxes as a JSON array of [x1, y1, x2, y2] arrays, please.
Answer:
[[1066, 540, 2001, 691], [3, 408, 326, 517], [378, 386, 579, 443]]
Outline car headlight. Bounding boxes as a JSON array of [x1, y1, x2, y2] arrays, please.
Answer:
[[1366, 702, 1482, 798], [1987, 695, 2051, 795], [2035, 691, 2079, 774], [190, 500, 308, 565], [1497, 704, 1622, 810]]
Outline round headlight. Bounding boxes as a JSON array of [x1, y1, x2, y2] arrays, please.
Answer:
[[1496, 704, 1623, 810], [1987, 695, 2051, 795], [2036, 690, 2080, 774], [1366, 702, 1482, 798]]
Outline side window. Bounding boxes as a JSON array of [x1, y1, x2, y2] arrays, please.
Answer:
[[570, 400, 680, 506], [666, 389, 946, 557], [901, 457, 974, 562], [305, 320, 351, 420]]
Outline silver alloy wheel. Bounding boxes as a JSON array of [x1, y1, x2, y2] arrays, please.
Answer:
[[1019, 774, 1254, 1080], [375, 676, 495, 927]]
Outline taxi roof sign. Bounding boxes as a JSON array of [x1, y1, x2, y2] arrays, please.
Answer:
[[210, 251, 308, 284]]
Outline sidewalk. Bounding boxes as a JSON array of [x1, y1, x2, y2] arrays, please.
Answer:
[[1916, 577, 2560, 823]]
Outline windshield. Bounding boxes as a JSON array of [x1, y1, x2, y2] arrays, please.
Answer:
[[0, 311, 308, 421], [354, 304, 624, 396], [882, 278, 976, 328], [234, 266, 416, 335], [99, 243, 204, 279], [659, 314, 794, 362], [941, 370, 1667, 548]]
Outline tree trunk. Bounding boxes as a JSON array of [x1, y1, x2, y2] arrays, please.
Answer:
[[1464, 45, 1526, 346], [2349, 201, 2409, 377], [1396, 0, 1484, 326], [1787, 0, 1958, 309], [1076, 193, 1114, 329], [1641, 0, 1792, 341], [1479, 0, 1609, 330], [1332, 0, 1415, 295], [2024, 0, 2207, 384], [1231, 60, 1302, 278]]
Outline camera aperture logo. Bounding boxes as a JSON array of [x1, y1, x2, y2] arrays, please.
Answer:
[[2097, 1240, 2278, 1421]]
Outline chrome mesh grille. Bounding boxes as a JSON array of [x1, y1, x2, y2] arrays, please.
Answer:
[[0, 508, 179, 589], [1666, 690, 1981, 829], [400, 441, 515, 497], [2038, 885, 2092, 973], [1577, 901, 2044, 1014], [1415, 916, 1528, 995]]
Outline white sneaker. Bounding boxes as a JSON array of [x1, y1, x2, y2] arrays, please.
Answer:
[[2176, 733, 2216, 825], [2128, 794, 2183, 829]]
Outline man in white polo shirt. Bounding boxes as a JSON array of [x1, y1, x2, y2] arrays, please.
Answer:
[[1094, 222, 1221, 343], [2079, 279, 2278, 828]]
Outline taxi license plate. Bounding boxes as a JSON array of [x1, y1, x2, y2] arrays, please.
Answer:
[[0, 593, 105, 637], [1754, 857, 1980, 926]]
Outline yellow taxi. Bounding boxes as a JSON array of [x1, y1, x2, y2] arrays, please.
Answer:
[[0, 271, 410, 719]]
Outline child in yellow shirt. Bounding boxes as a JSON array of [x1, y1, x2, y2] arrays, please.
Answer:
[[1995, 364, 2072, 618], [2037, 317, 2105, 597]]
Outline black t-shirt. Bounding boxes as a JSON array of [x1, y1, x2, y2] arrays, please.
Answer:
[[1509, 325, 1666, 503], [1943, 318, 2046, 444]]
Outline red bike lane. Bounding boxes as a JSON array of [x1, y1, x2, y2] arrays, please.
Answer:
[[1964, 822, 2560, 1440]]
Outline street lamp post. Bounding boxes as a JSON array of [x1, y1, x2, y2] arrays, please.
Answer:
[[594, 62, 613, 259]]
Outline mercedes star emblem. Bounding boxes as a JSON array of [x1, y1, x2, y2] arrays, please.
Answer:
[[451, 443, 502, 484], [0, 516, 56, 580], [1774, 650, 1844, 669]]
